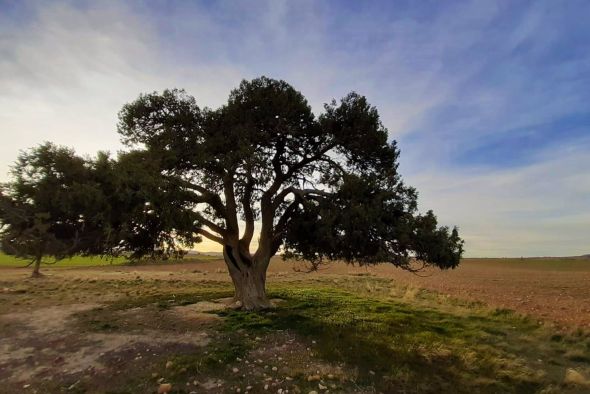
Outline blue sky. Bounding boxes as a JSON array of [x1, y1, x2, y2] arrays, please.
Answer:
[[1, 0, 589, 257]]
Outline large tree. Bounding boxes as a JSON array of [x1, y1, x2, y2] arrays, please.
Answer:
[[117, 77, 464, 309]]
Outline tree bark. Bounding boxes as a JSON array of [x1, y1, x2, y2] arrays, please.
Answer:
[[31, 257, 42, 278], [231, 264, 271, 310], [224, 247, 271, 310]]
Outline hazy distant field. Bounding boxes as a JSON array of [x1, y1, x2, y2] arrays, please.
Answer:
[[1, 256, 589, 392], [465, 256, 590, 271]]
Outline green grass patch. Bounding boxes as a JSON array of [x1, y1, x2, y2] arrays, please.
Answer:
[[170, 338, 252, 375], [0, 252, 127, 267], [0, 252, 219, 268]]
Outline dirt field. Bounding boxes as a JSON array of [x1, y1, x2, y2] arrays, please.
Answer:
[[316, 257, 590, 330], [1, 257, 589, 393]]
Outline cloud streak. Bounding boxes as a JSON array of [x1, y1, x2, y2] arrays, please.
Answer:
[[410, 141, 590, 257]]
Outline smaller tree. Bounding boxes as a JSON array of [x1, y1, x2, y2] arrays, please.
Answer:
[[0, 143, 104, 276], [0, 143, 199, 277]]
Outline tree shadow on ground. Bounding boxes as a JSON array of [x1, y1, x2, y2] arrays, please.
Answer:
[[219, 286, 551, 394]]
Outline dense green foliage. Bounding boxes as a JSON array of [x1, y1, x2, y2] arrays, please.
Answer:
[[0, 144, 108, 268], [0, 144, 196, 273], [117, 77, 463, 272]]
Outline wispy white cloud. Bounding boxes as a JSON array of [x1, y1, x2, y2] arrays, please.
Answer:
[[1, 2, 154, 160], [407, 142, 590, 257], [0, 2, 245, 168]]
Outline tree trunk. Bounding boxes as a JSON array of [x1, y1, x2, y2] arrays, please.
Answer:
[[236, 266, 271, 310], [31, 257, 42, 278], [225, 255, 272, 310]]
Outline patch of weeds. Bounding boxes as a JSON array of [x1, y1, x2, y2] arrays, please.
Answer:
[[565, 350, 590, 363], [143, 334, 256, 393], [491, 308, 514, 316], [218, 309, 278, 332], [482, 327, 508, 337], [172, 337, 251, 375], [87, 319, 119, 331]]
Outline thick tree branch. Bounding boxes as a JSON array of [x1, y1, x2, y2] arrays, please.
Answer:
[[239, 173, 255, 250], [194, 212, 227, 237], [170, 177, 227, 217], [271, 140, 286, 178], [222, 172, 240, 240], [196, 228, 224, 244], [273, 199, 300, 236], [262, 142, 336, 202], [283, 142, 337, 179], [255, 143, 336, 262], [272, 187, 332, 210]]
